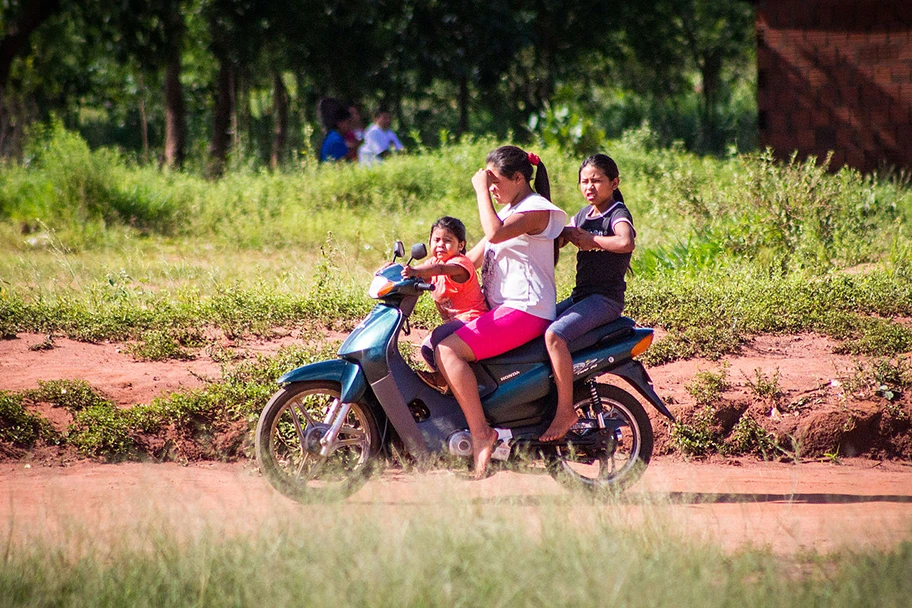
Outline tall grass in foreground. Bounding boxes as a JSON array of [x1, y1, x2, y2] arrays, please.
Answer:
[[1, 501, 910, 607]]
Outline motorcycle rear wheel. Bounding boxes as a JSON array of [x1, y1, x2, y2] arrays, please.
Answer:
[[255, 381, 381, 503], [547, 383, 653, 494]]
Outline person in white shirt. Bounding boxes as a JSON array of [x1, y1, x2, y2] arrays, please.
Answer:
[[358, 109, 404, 165], [435, 145, 567, 479]]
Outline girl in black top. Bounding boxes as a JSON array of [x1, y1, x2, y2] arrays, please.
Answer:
[[540, 154, 636, 441]]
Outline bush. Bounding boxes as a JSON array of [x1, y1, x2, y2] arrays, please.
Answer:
[[0, 392, 56, 448]]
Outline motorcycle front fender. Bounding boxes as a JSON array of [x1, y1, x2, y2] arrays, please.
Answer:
[[277, 359, 367, 404]]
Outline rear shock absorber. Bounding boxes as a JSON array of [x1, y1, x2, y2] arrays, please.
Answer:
[[586, 378, 606, 429]]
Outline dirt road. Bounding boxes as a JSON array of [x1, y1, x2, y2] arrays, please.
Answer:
[[3, 458, 911, 555]]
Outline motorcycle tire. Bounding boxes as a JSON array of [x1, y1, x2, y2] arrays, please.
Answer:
[[547, 382, 654, 495], [255, 380, 381, 503]]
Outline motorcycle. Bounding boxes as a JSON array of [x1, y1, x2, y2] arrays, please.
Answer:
[[255, 241, 674, 501]]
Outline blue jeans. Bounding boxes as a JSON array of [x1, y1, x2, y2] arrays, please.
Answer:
[[547, 294, 624, 343]]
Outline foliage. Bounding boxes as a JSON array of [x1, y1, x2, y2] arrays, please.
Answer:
[[68, 403, 136, 459], [842, 357, 912, 404], [671, 405, 723, 456], [728, 416, 778, 459], [1, 130, 911, 369], [126, 327, 204, 361], [685, 364, 730, 407], [1, 0, 758, 163], [26, 379, 112, 412], [0, 392, 56, 448], [743, 368, 782, 402]]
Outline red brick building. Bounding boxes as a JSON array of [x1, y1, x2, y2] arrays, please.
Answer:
[[755, 0, 912, 172]]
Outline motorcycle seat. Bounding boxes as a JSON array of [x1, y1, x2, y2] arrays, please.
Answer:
[[481, 316, 637, 366]]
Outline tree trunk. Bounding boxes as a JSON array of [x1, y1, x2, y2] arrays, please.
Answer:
[[138, 74, 149, 165], [232, 73, 243, 160], [457, 76, 469, 137], [162, 1, 186, 169], [163, 57, 186, 169], [270, 72, 288, 171], [209, 60, 234, 177], [0, 0, 61, 157], [699, 53, 722, 147]]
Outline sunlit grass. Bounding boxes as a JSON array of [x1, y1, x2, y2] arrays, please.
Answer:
[[1, 485, 910, 607]]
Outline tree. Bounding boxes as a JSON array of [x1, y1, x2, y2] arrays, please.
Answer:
[[0, 0, 61, 154]]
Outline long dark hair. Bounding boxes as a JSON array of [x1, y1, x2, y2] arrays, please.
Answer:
[[486, 145, 551, 201], [579, 154, 623, 202], [430, 216, 467, 254]]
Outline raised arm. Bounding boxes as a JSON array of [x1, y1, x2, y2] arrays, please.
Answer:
[[472, 168, 549, 243]]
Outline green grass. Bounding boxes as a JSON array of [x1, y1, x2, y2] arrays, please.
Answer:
[[2, 126, 912, 458], [5, 126, 908, 361], [0, 341, 340, 460], [1, 503, 910, 607]]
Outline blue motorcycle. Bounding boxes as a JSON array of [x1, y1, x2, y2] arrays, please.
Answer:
[[255, 241, 674, 501]]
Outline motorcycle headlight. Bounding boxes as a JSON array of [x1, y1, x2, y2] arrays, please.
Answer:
[[368, 275, 395, 298]]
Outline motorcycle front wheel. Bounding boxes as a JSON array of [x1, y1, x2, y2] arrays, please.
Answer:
[[255, 381, 381, 503], [547, 383, 654, 494]]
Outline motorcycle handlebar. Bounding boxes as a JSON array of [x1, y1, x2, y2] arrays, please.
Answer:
[[416, 282, 435, 292]]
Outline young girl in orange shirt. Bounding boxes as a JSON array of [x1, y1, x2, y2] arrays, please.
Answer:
[[402, 216, 488, 391]]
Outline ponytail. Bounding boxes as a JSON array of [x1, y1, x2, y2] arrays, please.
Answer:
[[533, 161, 551, 201]]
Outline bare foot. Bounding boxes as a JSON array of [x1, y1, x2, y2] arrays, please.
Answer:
[[472, 427, 499, 480], [539, 410, 579, 442]]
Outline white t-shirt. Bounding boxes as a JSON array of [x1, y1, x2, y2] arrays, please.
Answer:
[[480, 193, 567, 320], [358, 124, 404, 165]]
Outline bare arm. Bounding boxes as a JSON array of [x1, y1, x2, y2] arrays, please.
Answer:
[[472, 169, 549, 243], [566, 221, 635, 253], [557, 226, 574, 249], [402, 260, 470, 283], [466, 239, 487, 269]]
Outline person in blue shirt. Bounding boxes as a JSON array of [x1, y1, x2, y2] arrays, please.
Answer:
[[318, 98, 353, 162]]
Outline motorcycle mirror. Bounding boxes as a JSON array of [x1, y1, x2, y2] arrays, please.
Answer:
[[408, 243, 427, 265], [392, 241, 405, 261]]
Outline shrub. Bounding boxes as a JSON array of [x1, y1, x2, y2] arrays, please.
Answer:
[[0, 392, 56, 448], [27, 379, 113, 412], [671, 405, 723, 456], [728, 416, 778, 459], [743, 367, 783, 402], [685, 365, 730, 407]]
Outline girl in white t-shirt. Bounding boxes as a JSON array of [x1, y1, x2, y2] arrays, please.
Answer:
[[436, 145, 566, 479]]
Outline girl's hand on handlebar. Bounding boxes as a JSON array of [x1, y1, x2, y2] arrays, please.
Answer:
[[402, 265, 430, 279]]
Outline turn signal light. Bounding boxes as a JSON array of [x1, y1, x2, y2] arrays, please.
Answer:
[[630, 332, 653, 358]]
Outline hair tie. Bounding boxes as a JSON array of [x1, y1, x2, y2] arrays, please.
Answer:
[[528, 152, 540, 166]]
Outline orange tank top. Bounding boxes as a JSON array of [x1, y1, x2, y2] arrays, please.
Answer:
[[430, 254, 488, 322]]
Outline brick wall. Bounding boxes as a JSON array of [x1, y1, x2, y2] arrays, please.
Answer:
[[756, 0, 912, 172]]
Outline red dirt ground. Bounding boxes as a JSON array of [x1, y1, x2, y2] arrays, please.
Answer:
[[2, 330, 911, 553]]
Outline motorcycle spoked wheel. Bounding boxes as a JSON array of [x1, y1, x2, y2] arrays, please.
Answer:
[[255, 381, 381, 503], [547, 383, 653, 494]]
